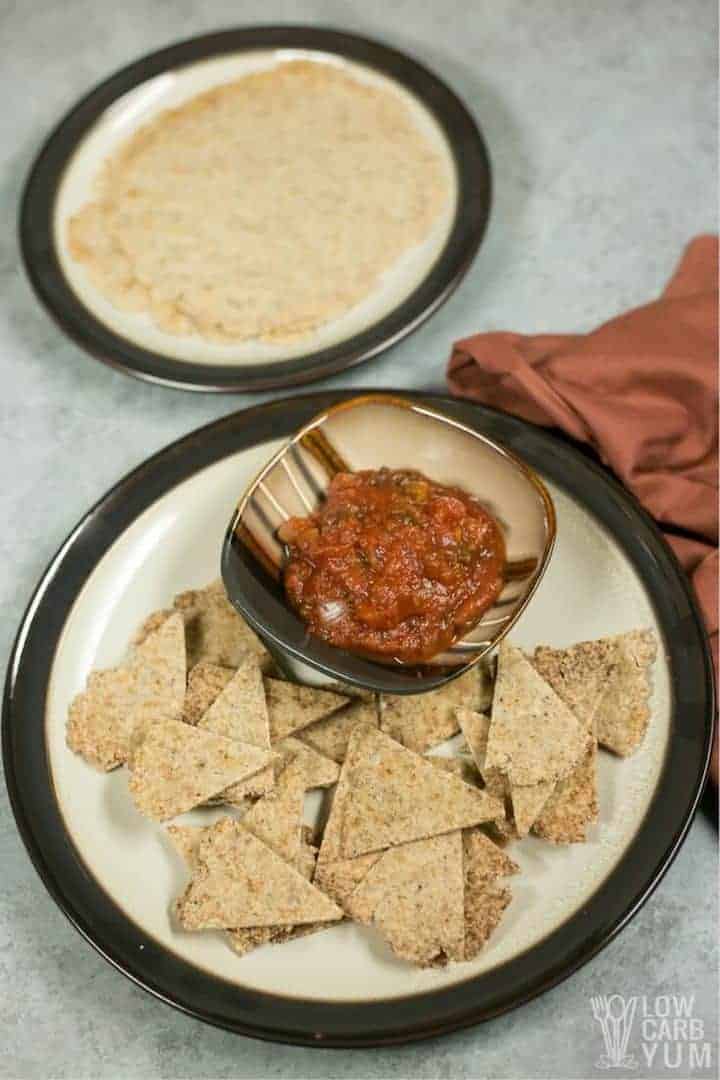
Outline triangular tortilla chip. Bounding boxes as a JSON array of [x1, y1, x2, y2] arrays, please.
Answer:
[[347, 832, 465, 966], [241, 759, 305, 869], [173, 579, 270, 670], [275, 737, 340, 789], [176, 819, 342, 929], [594, 630, 657, 756], [462, 830, 515, 959], [427, 754, 482, 786], [313, 853, 382, 908], [265, 678, 349, 743], [167, 821, 327, 954], [132, 608, 173, 646], [531, 643, 603, 841], [455, 708, 511, 809], [463, 827, 518, 883], [511, 781, 555, 837], [379, 663, 492, 753], [458, 705, 553, 837], [218, 765, 276, 807], [181, 662, 234, 726], [485, 642, 591, 786], [128, 718, 273, 820], [193, 657, 272, 806], [338, 724, 504, 859], [67, 612, 186, 771], [198, 656, 270, 747], [298, 697, 379, 763]]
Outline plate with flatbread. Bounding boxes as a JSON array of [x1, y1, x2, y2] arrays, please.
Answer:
[[20, 27, 490, 391], [3, 392, 713, 1045]]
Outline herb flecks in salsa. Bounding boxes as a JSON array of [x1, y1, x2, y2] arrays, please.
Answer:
[[279, 468, 505, 663]]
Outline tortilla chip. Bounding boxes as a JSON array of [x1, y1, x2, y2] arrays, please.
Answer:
[[298, 697, 379, 763], [173, 579, 270, 670], [132, 608, 173, 646], [128, 718, 273, 820], [347, 832, 465, 966], [167, 823, 205, 867], [316, 719, 369, 864], [427, 755, 482, 786], [338, 724, 504, 859], [198, 657, 270, 746], [463, 827, 519, 883], [241, 759, 305, 870], [511, 781, 555, 837], [379, 663, 492, 753], [181, 662, 234, 726], [464, 877, 512, 960], [313, 853, 382, 908], [485, 642, 591, 786], [274, 737, 340, 789], [531, 644, 603, 841], [265, 678, 349, 743], [67, 612, 186, 771], [455, 708, 511, 815], [218, 765, 276, 807], [167, 821, 326, 953], [176, 818, 342, 929], [595, 630, 657, 755], [531, 749, 598, 843]]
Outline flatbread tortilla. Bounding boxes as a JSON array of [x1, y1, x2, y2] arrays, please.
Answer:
[[68, 61, 449, 344], [67, 612, 185, 771]]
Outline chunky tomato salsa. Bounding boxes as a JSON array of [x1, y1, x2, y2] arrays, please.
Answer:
[[279, 468, 505, 663]]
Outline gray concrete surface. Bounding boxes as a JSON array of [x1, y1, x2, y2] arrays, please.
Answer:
[[1, 1, 717, 1077]]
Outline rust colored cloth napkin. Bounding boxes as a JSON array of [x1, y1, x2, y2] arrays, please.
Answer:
[[448, 235, 718, 776]]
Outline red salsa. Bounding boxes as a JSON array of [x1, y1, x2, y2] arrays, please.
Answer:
[[279, 468, 505, 663]]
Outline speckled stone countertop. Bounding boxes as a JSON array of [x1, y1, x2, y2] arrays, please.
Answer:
[[1, 1, 717, 1077]]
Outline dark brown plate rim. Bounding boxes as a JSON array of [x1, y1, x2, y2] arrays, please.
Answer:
[[19, 26, 491, 393], [2, 391, 715, 1047]]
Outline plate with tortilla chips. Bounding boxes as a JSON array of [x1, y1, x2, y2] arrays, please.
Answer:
[[20, 27, 489, 392], [3, 391, 713, 1046]]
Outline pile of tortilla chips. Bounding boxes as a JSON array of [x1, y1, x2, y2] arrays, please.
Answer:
[[66, 579, 657, 968]]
